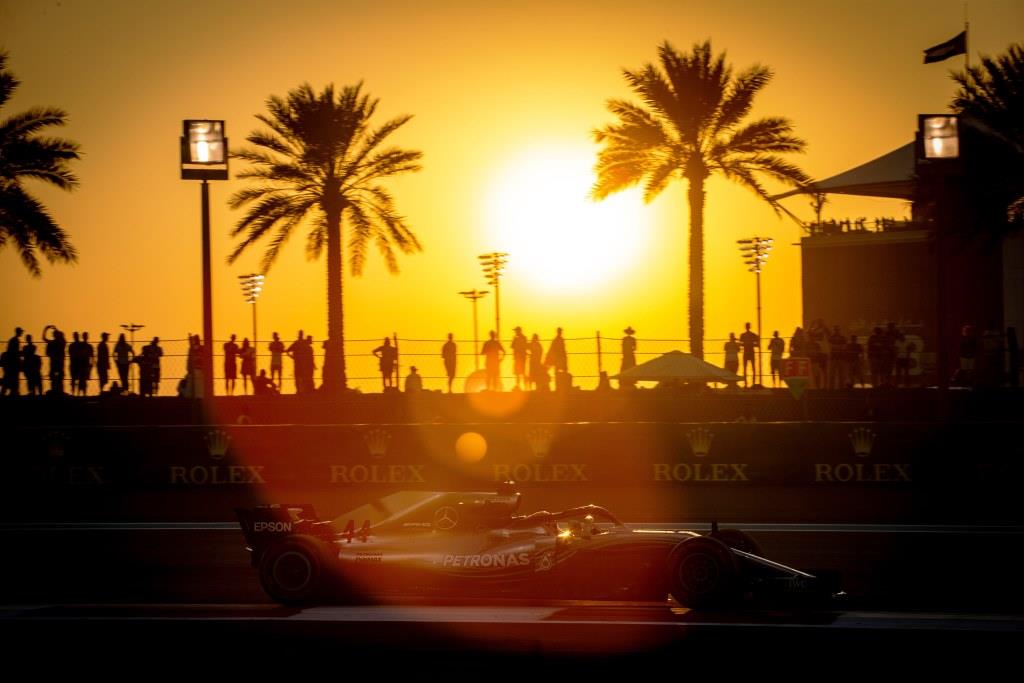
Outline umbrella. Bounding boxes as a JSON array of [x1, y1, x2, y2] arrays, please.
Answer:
[[613, 350, 742, 384]]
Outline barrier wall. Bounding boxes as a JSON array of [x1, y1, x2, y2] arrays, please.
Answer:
[[7, 422, 1022, 524]]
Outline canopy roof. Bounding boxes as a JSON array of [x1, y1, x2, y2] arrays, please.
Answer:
[[614, 350, 742, 384], [773, 142, 916, 201]]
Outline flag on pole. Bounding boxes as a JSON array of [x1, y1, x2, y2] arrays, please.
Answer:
[[924, 30, 967, 64]]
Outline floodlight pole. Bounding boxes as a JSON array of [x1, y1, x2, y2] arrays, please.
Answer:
[[459, 289, 489, 369], [738, 237, 773, 387], [201, 180, 213, 399]]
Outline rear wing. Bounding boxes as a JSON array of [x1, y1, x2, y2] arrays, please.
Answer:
[[236, 503, 328, 554]]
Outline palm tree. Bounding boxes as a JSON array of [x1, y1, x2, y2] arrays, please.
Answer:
[[0, 50, 80, 276], [229, 82, 423, 393], [950, 43, 1024, 228], [592, 40, 809, 359]]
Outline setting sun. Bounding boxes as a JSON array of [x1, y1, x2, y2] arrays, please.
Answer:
[[483, 145, 650, 293]]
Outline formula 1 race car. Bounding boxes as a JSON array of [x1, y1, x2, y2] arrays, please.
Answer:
[[236, 485, 838, 608]]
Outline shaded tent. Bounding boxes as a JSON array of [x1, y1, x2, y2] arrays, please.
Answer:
[[772, 142, 915, 201], [614, 350, 742, 384]]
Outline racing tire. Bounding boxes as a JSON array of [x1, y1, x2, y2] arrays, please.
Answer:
[[259, 535, 330, 605], [667, 536, 739, 609], [712, 528, 763, 557]]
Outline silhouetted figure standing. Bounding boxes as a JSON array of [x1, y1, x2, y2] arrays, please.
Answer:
[[223, 334, 240, 395], [545, 328, 567, 376], [113, 333, 133, 392], [292, 333, 315, 393], [768, 331, 784, 387], [828, 325, 846, 389], [183, 334, 204, 398], [22, 335, 42, 396], [511, 327, 528, 390], [79, 331, 94, 395], [620, 327, 637, 389], [43, 325, 66, 395], [96, 332, 111, 393], [529, 333, 547, 391], [867, 327, 885, 388], [724, 333, 740, 376], [68, 332, 84, 396], [240, 338, 256, 394], [373, 338, 398, 391], [286, 330, 305, 394], [1, 327, 22, 396], [739, 322, 758, 387], [442, 333, 457, 393], [404, 366, 423, 393], [268, 332, 284, 386], [141, 337, 163, 395], [481, 331, 505, 391], [789, 327, 806, 358], [846, 335, 865, 388]]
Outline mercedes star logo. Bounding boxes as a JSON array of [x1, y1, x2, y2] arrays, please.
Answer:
[[433, 506, 459, 531]]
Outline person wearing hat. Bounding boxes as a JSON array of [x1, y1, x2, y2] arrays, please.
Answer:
[[404, 365, 423, 393], [620, 326, 637, 389], [510, 325, 528, 389]]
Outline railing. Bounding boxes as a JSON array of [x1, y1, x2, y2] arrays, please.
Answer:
[[805, 217, 932, 236]]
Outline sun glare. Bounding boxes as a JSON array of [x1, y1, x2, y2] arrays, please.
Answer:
[[484, 146, 649, 293]]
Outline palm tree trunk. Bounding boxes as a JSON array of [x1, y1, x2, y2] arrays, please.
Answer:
[[687, 174, 706, 359], [324, 206, 348, 393]]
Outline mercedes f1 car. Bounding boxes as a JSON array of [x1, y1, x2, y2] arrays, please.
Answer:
[[236, 485, 838, 608]]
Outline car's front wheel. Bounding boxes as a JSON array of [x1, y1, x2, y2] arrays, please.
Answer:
[[667, 536, 739, 609], [259, 536, 329, 605]]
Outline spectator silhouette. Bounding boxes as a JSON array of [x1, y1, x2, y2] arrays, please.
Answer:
[[223, 334, 240, 395], [511, 326, 528, 390], [113, 333, 133, 392], [253, 369, 278, 396], [768, 331, 785, 387], [789, 327, 806, 358], [240, 338, 256, 394], [867, 326, 885, 388], [723, 333, 740, 376], [286, 330, 305, 393], [739, 322, 759, 387], [22, 334, 43, 396], [268, 332, 284, 386], [79, 331, 95, 395], [373, 337, 398, 391], [43, 325, 66, 395], [96, 332, 111, 393], [620, 327, 637, 389], [404, 366, 423, 393], [298, 335, 316, 393], [68, 332, 84, 396], [139, 337, 163, 396], [545, 327, 567, 375], [528, 333, 547, 391], [480, 331, 505, 391], [1, 326, 22, 396], [846, 335, 865, 388], [441, 333, 457, 393], [828, 325, 846, 389]]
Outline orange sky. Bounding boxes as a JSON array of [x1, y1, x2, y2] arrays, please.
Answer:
[[2, 0, 1022, 390]]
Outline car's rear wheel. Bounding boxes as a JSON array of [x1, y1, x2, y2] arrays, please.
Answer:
[[667, 536, 739, 609], [259, 536, 329, 605], [712, 528, 763, 556]]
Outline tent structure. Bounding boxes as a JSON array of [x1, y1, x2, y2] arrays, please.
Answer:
[[614, 350, 742, 384], [772, 142, 916, 201]]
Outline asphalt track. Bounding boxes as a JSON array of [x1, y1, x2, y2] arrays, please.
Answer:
[[3, 524, 1022, 671]]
